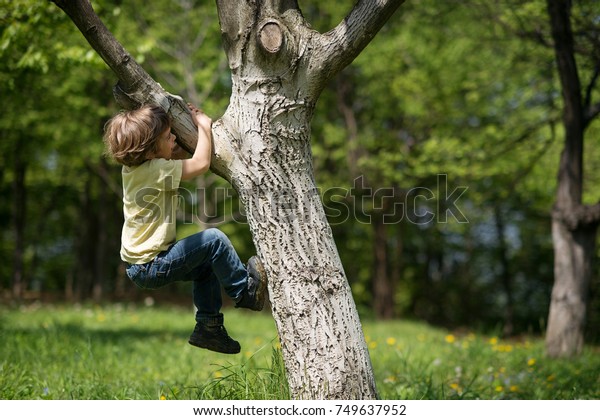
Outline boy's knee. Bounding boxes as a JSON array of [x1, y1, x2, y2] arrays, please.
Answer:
[[205, 228, 231, 246]]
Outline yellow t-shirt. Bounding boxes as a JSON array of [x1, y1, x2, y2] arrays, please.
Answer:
[[120, 159, 183, 264]]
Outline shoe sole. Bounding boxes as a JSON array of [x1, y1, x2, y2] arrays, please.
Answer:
[[188, 339, 241, 354]]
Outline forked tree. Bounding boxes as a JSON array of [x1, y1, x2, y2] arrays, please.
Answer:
[[545, 0, 600, 358], [52, 0, 405, 398]]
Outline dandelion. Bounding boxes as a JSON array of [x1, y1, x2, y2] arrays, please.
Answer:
[[489, 337, 498, 345], [546, 374, 555, 382], [445, 334, 456, 344], [496, 344, 513, 352], [386, 337, 397, 346], [509, 385, 519, 392], [369, 341, 378, 350], [450, 383, 461, 392], [495, 385, 504, 392], [160, 395, 166, 400], [527, 358, 536, 367]]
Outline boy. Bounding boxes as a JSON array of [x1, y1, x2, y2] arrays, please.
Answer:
[[103, 103, 267, 354]]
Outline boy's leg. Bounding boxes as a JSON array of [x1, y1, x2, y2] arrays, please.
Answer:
[[189, 263, 223, 326], [163, 228, 247, 300]]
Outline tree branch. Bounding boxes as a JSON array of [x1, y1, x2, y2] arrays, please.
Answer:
[[586, 101, 600, 126], [309, 0, 405, 87], [584, 62, 600, 127], [51, 0, 237, 178], [553, 202, 600, 230]]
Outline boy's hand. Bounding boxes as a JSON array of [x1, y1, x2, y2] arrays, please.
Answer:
[[188, 103, 212, 132]]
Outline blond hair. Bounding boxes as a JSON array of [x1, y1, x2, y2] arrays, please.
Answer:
[[103, 105, 171, 167]]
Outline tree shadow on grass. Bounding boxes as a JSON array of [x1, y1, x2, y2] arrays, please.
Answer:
[[0, 321, 195, 352]]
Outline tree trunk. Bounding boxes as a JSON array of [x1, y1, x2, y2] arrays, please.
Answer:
[[11, 141, 26, 300], [545, 0, 600, 357], [215, 73, 377, 399], [547, 219, 596, 357], [53, 0, 405, 398], [494, 206, 514, 337], [93, 160, 108, 302], [373, 215, 394, 319]]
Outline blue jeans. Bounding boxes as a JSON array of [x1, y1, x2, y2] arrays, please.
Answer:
[[125, 228, 248, 326]]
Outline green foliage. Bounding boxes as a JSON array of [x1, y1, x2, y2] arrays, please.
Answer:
[[0, 0, 598, 338], [0, 305, 598, 399]]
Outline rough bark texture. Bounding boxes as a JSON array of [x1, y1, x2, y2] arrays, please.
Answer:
[[215, 0, 404, 399], [53, 0, 405, 398], [545, 0, 599, 358]]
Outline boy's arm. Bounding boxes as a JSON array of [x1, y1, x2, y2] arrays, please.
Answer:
[[181, 104, 212, 180]]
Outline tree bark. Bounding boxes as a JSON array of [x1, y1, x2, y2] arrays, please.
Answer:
[[53, 0, 405, 398], [545, 0, 600, 358]]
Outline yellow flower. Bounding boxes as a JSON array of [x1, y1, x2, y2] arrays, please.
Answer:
[[495, 385, 504, 392], [509, 385, 519, 392], [547, 374, 555, 382], [499, 367, 506, 373], [489, 337, 498, 345], [160, 395, 166, 400], [527, 358, 536, 367], [445, 334, 456, 344], [369, 341, 378, 350], [386, 337, 397, 346], [450, 383, 460, 391]]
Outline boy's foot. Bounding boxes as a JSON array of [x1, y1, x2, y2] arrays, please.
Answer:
[[235, 256, 267, 311], [188, 323, 241, 354]]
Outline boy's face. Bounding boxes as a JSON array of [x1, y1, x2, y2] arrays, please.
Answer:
[[153, 127, 176, 160]]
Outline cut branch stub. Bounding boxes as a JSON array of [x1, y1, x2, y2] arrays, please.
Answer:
[[259, 20, 284, 54]]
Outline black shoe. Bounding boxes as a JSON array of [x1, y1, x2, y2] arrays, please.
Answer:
[[188, 323, 241, 354], [235, 256, 267, 311]]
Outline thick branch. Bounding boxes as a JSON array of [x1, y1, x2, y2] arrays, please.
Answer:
[[51, 0, 224, 169], [583, 62, 600, 127], [52, 0, 152, 94], [309, 0, 405, 86], [547, 0, 585, 207], [553, 202, 600, 230]]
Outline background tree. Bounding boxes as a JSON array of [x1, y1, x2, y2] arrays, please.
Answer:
[[544, 0, 600, 358]]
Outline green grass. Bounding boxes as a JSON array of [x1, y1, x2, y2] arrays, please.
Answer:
[[0, 303, 598, 400]]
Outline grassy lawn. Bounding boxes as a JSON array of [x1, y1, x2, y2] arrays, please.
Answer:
[[0, 303, 598, 400]]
